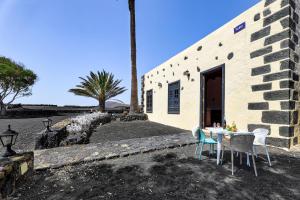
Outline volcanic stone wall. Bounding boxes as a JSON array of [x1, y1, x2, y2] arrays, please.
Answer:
[[248, 0, 300, 148], [293, 0, 300, 146]]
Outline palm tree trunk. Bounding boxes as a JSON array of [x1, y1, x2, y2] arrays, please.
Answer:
[[129, 0, 139, 113], [99, 100, 105, 113]]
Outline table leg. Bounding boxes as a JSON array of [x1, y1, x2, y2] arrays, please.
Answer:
[[217, 134, 223, 165]]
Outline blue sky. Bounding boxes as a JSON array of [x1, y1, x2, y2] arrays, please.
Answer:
[[0, 0, 260, 106]]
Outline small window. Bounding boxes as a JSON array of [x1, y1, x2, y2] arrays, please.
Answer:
[[168, 81, 180, 114], [146, 90, 153, 113]]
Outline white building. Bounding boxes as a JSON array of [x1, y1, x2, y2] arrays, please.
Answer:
[[142, 0, 300, 149]]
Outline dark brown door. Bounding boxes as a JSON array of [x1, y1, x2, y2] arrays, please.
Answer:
[[200, 64, 225, 128]]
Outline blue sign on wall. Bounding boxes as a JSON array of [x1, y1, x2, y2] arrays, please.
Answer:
[[234, 22, 246, 34]]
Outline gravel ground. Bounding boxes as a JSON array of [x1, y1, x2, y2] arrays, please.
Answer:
[[12, 145, 300, 200], [0, 118, 187, 152], [90, 121, 188, 143], [0, 113, 76, 152]]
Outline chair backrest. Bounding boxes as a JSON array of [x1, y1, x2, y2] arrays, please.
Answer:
[[230, 134, 255, 153], [199, 129, 206, 142], [252, 128, 269, 145], [191, 126, 206, 142], [192, 126, 200, 139]]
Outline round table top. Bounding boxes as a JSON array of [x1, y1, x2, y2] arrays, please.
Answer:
[[205, 127, 253, 135]]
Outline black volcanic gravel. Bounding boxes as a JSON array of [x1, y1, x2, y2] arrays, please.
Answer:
[[0, 113, 76, 152], [11, 145, 300, 200], [90, 121, 188, 143], [2, 117, 300, 200]]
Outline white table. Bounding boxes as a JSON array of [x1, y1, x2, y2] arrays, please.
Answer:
[[206, 128, 253, 165]]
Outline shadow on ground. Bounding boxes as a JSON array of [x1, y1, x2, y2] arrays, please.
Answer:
[[12, 149, 300, 200]]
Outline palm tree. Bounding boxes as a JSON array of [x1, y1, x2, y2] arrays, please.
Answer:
[[128, 0, 139, 113], [69, 70, 126, 112]]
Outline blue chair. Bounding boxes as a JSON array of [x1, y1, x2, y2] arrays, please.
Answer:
[[194, 128, 217, 160]]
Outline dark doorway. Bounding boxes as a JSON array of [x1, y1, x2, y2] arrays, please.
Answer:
[[200, 65, 225, 128]]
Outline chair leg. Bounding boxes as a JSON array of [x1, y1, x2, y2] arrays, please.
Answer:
[[195, 143, 199, 157], [265, 146, 272, 167], [239, 152, 242, 165], [251, 151, 258, 177], [246, 152, 250, 167], [231, 149, 234, 175], [253, 145, 258, 158], [199, 143, 204, 160], [221, 146, 225, 165]]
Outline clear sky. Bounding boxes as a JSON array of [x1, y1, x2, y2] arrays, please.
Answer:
[[0, 0, 260, 106]]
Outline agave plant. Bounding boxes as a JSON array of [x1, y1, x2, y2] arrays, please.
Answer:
[[69, 70, 127, 112]]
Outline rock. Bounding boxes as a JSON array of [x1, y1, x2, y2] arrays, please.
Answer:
[[91, 152, 99, 157], [65, 134, 82, 145], [121, 144, 129, 148]]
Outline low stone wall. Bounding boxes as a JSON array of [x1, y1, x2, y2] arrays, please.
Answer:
[[63, 114, 111, 145], [112, 113, 148, 121], [35, 113, 111, 149], [35, 127, 69, 149], [0, 110, 59, 119], [0, 152, 34, 199]]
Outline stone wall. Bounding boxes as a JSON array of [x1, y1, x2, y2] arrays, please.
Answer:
[[119, 113, 148, 121], [111, 113, 148, 121], [35, 114, 111, 149], [293, 0, 300, 147], [35, 126, 69, 149], [0, 152, 34, 199], [247, 0, 300, 148]]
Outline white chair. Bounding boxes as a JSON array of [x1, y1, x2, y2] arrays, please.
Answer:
[[252, 128, 271, 166], [192, 126, 200, 156], [221, 134, 257, 176]]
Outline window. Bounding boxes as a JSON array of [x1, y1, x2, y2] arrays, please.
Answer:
[[168, 81, 180, 114], [146, 90, 153, 113]]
